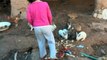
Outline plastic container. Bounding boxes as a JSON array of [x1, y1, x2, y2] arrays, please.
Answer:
[[0, 22, 11, 31]]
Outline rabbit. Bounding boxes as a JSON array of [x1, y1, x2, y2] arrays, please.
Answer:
[[67, 24, 81, 41], [68, 24, 87, 42], [28, 23, 34, 31], [58, 21, 71, 40], [58, 21, 76, 40], [67, 13, 78, 20], [8, 12, 21, 27], [76, 31, 87, 41]]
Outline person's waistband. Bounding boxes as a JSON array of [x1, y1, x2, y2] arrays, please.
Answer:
[[34, 25, 51, 28]]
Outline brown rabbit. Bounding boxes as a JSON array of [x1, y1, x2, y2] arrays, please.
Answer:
[[8, 12, 21, 27], [68, 13, 78, 20], [75, 24, 82, 32]]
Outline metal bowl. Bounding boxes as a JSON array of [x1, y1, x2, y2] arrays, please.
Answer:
[[0, 22, 11, 31]]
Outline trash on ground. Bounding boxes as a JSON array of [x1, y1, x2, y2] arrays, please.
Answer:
[[98, 56, 107, 60], [57, 44, 75, 58], [80, 52, 98, 60], [76, 45, 85, 48]]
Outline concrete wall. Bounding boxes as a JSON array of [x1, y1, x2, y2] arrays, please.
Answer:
[[10, 0, 95, 17], [95, 0, 107, 9], [11, 0, 28, 18], [10, 0, 107, 19]]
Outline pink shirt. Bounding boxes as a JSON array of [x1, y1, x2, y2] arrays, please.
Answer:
[[26, 1, 52, 27]]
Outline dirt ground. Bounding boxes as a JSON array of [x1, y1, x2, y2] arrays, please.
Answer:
[[0, 0, 107, 60]]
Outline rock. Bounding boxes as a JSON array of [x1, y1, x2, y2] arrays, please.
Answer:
[[100, 49, 106, 55], [0, 35, 36, 59], [98, 56, 107, 60], [93, 13, 97, 18], [91, 22, 107, 31], [104, 28, 107, 32], [67, 56, 91, 60], [31, 49, 40, 60], [102, 9, 107, 20]]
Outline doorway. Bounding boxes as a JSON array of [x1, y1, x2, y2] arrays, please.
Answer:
[[0, 0, 11, 15]]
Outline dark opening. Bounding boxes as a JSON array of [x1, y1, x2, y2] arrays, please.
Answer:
[[0, 0, 96, 15], [47, 0, 96, 15], [0, 0, 11, 15]]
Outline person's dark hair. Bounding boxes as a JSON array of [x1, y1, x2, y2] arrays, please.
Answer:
[[27, 0, 35, 3]]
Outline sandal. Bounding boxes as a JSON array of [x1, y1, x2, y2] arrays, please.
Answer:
[[40, 54, 47, 60]]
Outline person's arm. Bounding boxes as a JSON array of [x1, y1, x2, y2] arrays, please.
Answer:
[[47, 3, 52, 25], [26, 6, 33, 25]]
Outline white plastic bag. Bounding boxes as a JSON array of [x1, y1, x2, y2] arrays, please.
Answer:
[[58, 29, 68, 39], [50, 24, 57, 31]]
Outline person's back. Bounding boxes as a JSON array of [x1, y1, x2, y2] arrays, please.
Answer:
[[27, 1, 52, 27], [26, 0, 57, 60]]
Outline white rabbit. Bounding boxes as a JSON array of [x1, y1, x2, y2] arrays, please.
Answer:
[[76, 31, 87, 41], [28, 23, 34, 31]]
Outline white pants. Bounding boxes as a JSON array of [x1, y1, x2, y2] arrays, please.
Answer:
[[34, 25, 57, 58]]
